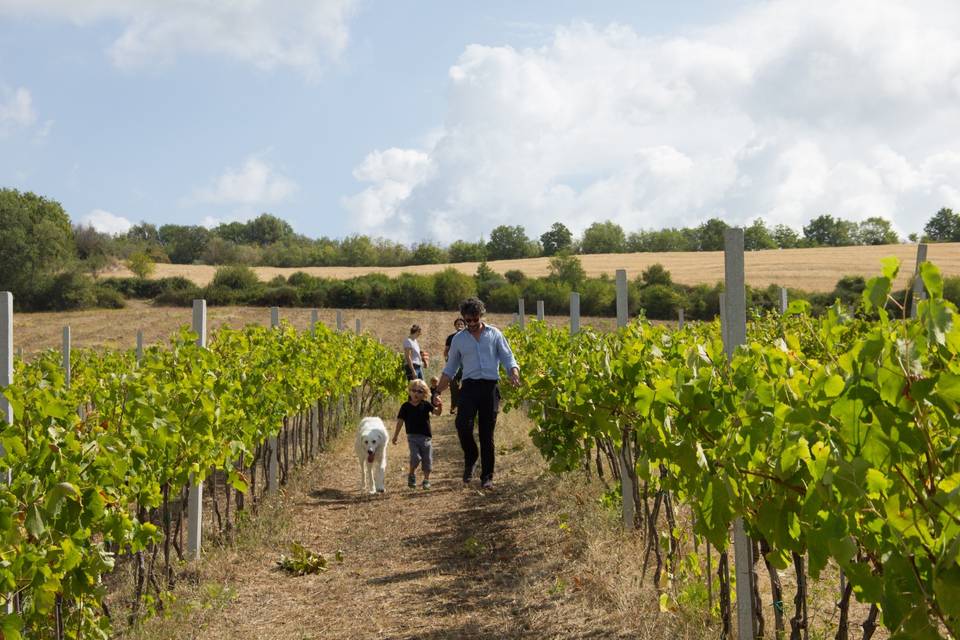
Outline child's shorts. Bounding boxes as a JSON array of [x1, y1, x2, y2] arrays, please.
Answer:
[[407, 434, 432, 473]]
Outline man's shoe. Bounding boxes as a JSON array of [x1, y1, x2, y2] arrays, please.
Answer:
[[481, 479, 494, 490], [407, 474, 416, 488], [422, 480, 431, 490]]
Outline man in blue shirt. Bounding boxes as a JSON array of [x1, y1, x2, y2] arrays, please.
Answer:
[[435, 297, 520, 490]]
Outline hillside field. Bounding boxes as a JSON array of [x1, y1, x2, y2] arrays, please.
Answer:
[[12, 301, 616, 360], [112, 243, 960, 292]]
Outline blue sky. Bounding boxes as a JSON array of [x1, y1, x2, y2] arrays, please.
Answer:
[[2, 0, 959, 245]]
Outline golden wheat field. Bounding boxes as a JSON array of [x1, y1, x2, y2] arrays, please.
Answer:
[[110, 243, 960, 292]]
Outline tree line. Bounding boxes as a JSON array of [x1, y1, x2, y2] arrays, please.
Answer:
[[88, 212, 922, 268], [3, 186, 960, 311]]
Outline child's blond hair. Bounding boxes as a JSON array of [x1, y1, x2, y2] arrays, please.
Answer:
[[429, 376, 439, 388], [408, 379, 430, 395]]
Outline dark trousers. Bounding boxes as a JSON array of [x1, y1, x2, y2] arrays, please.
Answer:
[[455, 379, 500, 482], [449, 372, 462, 410]]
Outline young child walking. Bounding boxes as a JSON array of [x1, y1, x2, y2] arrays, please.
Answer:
[[392, 379, 442, 489]]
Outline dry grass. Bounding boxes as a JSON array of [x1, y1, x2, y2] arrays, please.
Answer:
[[120, 408, 712, 639], [12, 301, 616, 360], [110, 243, 960, 292], [114, 402, 884, 640]]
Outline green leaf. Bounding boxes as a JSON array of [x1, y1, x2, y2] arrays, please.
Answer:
[[865, 468, 890, 499], [935, 372, 960, 402], [922, 298, 952, 346], [919, 261, 943, 299], [0, 613, 22, 640], [863, 276, 891, 312], [633, 384, 654, 416], [823, 374, 845, 398], [25, 504, 45, 538], [933, 564, 960, 619], [828, 536, 857, 565], [881, 256, 901, 281]]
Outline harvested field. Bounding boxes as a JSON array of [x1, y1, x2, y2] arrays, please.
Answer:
[[109, 243, 960, 292], [13, 301, 616, 359]]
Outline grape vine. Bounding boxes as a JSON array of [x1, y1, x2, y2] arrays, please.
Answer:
[[504, 258, 960, 639], [0, 321, 405, 638]]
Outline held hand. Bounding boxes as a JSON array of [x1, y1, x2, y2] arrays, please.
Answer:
[[392, 436, 398, 445]]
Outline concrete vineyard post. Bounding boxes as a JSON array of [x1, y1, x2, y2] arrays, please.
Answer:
[[570, 292, 580, 335], [536, 300, 544, 321], [615, 269, 634, 530], [911, 243, 928, 319], [1, 293, 11, 612], [136, 330, 144, 363], [518, 299, 526, 330], [780, 287, 788, 314], [336, 310, 344, 332], [1, 294, 12, 469], [187, 300, 207, 560], [311, 309, 319, 335], [678, 308, 684, 330], [723, 229, 757, 640], [616, 269, 628, 328], [270, 306, 280, 328], [356, 318, 361, 334]]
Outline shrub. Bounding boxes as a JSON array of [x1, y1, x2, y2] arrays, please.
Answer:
[[94, 286, 126, 309], [637, 284, 683, 320], [287, 271, 319, 288], [155, 285, 203, 306], [641, 263, 672, 286], [391, 274, 435, 310], [504, 269, 526, 285], [519, 279, 571, 315], [46, 272, 99, 310], [683, 283, 722, 320], [202, 284, 239, 306], [252, 286, 302, 307], [211, 265, 260, 291], [299, 286, 328, 308], [484, 283, 521, 313], [125, 252, 155, 279], [578, 278, 616, 316], [433, 268, 476, 310]]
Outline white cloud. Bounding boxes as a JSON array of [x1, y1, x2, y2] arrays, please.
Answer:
[[0, 0, 358, 74], [344, 0, 960, 241], [81, 209, 132, 235], [0, 87, 37, 135], [341, 148, 434, 239], [191, 156, 298, 206]]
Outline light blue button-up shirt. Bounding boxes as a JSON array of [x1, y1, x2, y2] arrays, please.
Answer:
[[442, 324, 518, 381]]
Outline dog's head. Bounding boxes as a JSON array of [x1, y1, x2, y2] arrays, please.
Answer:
[[361, 431, 386, 463]]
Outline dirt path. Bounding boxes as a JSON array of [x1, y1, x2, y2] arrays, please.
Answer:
[[156, 410, 625, 640]]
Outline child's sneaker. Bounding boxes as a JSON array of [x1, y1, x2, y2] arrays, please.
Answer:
[[407, 474, 416, 488], [421, 480, 431, 490]]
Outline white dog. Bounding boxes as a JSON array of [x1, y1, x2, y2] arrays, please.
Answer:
[[355, 416, 389, 494]]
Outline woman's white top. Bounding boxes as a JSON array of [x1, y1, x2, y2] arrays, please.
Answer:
[[403, 337, 422, 365]]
